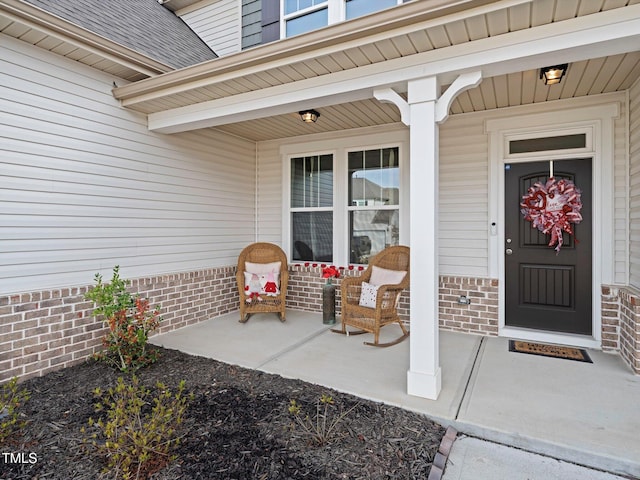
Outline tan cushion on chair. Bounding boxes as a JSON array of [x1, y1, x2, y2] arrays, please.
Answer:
[[369, 266, 406, 286], [245, 261, 281, 274]]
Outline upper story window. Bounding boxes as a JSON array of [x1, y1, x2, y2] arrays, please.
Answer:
[[345, 0, 399, 20], [282, 0, 403, 38], [284, 1, 329, 37]]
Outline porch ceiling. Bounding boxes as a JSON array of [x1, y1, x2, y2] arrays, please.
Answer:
[[212, 51, 640, 142]]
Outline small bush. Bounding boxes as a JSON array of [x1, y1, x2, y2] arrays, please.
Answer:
[[85, 266, 161, 372], [85, 376, 192, 480], [288, 394, 357, 446], [0, 377, 30, 445]]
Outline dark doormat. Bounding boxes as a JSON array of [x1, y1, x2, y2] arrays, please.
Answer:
[[509, 340, 593, 363]]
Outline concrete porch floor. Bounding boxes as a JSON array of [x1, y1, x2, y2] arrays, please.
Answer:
[[150, 310, 640, 479]]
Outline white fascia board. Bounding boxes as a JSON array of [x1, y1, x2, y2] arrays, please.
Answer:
[[149, 5, 640, 133]]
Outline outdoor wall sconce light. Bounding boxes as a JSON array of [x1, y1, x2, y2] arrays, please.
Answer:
[[299, 109, 320, 123], [540, 64, 568, 85]]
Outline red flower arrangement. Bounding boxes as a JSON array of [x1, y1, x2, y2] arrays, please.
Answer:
[[322, 266, 340, 280]]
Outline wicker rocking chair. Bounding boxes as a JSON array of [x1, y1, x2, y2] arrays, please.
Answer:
[[333, 246, 410, 347], [237, 242, 288, 323]]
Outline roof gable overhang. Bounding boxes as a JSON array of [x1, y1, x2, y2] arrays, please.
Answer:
[[0, 0, 174, 79]]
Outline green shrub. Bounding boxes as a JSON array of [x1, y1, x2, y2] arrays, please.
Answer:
[[288, 394, 357, 446], [0, 377, 30, 445], [85, 266, 161, 372], [85, 376, 192, 480]]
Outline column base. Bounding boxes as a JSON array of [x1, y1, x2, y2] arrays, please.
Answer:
[[407, 368, 442, 400]]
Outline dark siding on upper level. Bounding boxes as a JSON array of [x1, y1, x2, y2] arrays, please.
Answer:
[[242, 0, 262, 49]]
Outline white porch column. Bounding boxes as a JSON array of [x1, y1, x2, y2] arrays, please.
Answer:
[[406, 76, 442, 400], [375, 72, 481, 401]]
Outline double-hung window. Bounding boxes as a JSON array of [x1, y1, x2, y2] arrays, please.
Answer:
[[282, 0, 403, 38], [348, 147, 399, 264], [290, 154, 334, 262], [288, 145, 401, 265]]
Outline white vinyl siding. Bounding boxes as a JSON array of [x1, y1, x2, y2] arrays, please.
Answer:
[[181, 0, 241, 57], [256, 140, 283, 243], [629, 78, 640, 289], [1, 35, 256, 294], [256, 95, 629, 281], [614, 98, 629, 285], [438, 114, 489, 277]]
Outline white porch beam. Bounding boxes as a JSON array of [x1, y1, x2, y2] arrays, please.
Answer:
[[145, 6, 640, 133]]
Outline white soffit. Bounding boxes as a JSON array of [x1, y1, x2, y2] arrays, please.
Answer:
[[146, 5, 640, 134]]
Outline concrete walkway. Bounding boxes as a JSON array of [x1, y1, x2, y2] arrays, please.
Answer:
[[150, 310, 640, 479]]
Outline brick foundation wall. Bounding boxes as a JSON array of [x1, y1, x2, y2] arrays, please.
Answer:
[[0, 267, 237, 384], [438, 276, 499, 336], [600, 285, 640, 374], [618, 288, 640, 374], [4, 265, 639, 384], [601, 286, 620, 351]]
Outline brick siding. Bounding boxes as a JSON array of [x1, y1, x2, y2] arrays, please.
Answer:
[[3, 266, 639, 384], [0, 267, 238, 384], [438, 276, 499, 336], [617, 287, 640, 374], [601, 286, 620, 351]]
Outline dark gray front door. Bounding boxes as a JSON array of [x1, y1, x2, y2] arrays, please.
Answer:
[[504, 159, 592, 335]]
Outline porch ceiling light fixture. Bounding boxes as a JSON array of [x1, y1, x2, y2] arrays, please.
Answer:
[[299, 109, 320, 123], [540, 64, 568, 85]]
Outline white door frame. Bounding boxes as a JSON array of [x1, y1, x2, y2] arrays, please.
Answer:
[[486, 101, 620, 349]]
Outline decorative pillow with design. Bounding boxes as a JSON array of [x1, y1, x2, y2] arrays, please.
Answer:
[[358, 281, 379, 308], [369, 265, 406, 286], [244, 270, 280, 297]]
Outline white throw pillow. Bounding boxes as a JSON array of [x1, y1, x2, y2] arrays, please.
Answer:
[[369, 265, 406, 286], [245, 261, 281, 274], [358, 282, 379, 308]]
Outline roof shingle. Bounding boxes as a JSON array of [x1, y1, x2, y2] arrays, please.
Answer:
[[24, 0, 218, 69]]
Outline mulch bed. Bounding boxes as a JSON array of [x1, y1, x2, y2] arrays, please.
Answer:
[[2, 347, 445, 479]]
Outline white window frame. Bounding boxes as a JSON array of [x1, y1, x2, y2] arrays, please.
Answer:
[[280, 0, 403, 38], [289, 152, 336, 262], [281, 132, 408, 267], [346, 145, 401, 264]]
